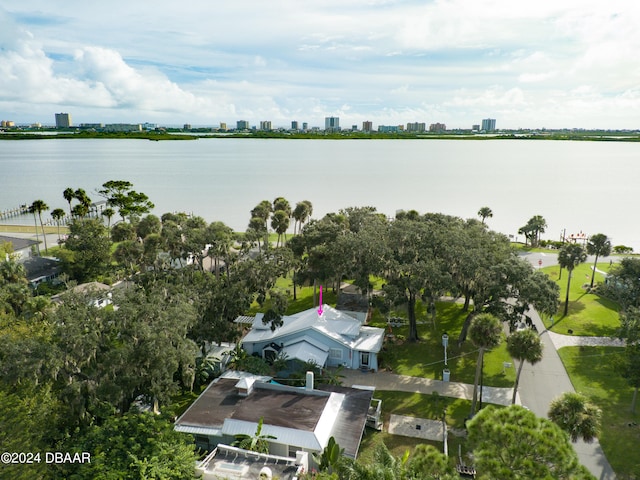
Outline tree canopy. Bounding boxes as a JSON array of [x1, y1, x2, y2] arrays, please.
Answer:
[[467, 405, 595, 480], [548, 392, 602, 443]]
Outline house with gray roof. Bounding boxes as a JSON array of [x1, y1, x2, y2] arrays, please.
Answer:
[[0, 234, 38, 260], [240, 305, 385, 372]]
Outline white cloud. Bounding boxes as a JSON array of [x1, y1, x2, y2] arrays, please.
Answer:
[[74, 46, 201, 112], [518, 72, 556, 83], [2, 2, 640, 128], [449, 87, 527, 108]]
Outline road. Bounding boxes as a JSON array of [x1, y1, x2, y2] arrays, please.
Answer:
[[518, 307, 617, 479], [518, 250, 621, 269]]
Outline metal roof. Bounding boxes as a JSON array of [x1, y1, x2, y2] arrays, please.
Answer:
[[242, 305, 385, 354], [282, 340, 329, 366]]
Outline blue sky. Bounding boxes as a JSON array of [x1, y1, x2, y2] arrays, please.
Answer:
[[1, 1, 638, 129]]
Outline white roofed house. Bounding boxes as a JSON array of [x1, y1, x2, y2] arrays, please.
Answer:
[[174, 370, 377, 476], [240, 305, 385, 372]]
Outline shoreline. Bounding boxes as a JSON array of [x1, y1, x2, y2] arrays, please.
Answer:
[[2, 131, 640, 142]]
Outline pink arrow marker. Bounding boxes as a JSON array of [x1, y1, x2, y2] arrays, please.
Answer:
[[317, 285, 324, 316]]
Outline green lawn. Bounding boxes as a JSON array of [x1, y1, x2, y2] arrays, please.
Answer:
[[0, 224, 66, 235], [247, 275, 338, 315], [357, 390, 474, 470], [511, 242, 556, 253], [558, 346, 640, 479], [372, 301, 516, 387], [541, 263, 620, 336]]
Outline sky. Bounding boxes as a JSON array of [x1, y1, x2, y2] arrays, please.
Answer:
[[1, 1, 639, 130]]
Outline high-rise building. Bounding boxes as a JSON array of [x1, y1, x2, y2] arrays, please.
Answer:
[[481, 118, 496, 131], [302, 122, 308, 131], [291, 121, 299, 130], [259, 121, 272, 131], [362, 121, 373, 133], [406, 122, 426, 133], [236, 120, 250, 130], [55, 112, 72, 128], [378, 125, 400, 133], [219, 122, 227, 131], [324, 116, 340, 132], [429, 123, 446, 133]]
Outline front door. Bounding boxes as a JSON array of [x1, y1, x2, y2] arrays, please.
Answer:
[[360, 352, 370, 368]]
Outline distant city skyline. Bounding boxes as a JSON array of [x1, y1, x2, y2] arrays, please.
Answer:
[[1, 2, 639, 129]]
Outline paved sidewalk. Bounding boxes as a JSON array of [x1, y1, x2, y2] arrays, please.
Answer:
[[548, 331, 625, 349], [340, 369, 516, 407]]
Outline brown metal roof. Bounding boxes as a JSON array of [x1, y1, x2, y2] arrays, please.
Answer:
[[233, 388, 328, 431], [176, 378, 328, 432], [177, 378, 242, 428]]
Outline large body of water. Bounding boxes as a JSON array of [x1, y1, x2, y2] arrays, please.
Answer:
[[1, 138, 639, 250]]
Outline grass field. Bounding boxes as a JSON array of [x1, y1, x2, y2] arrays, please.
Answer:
[[541, 263, 620, 336], [369, 301, 516, 387], [0, 224, 67, 235], [357, 390, 474, 470], [558, 346, 640, 478], [246, 275, 338, 315]]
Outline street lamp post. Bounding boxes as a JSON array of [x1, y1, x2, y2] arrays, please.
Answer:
[[442, 333, 448, 366], [442, 333, 450, 382]]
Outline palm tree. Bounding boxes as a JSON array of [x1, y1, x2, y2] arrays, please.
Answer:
[[292, 200, 313, 235], [519, 215, 547, 247], [74, 188, 92, 216], [507, 329, 543, 404], [558, 244, 588, 316], [586, 233, 612, 289], [63, 187, 75, 215], [530, 215, 547, 246], [247, 217, 267, 253], [272, 196, 291, 217], [206, 221, 233, 278], [469, 313, 502, 416], [477, 206, 493, 224], [231, 417, 276, 454], [71, 203, 89, 218], [51, 208, 66, 242], [251, 200, 272, 250], [272, 197, 292, 244], [271, 210, 290, 247], [0, 258, 27, 284], [29, 200, 49, 254], [102, 208, 116, 234], [548, 392, 602, 443], [300, 200, 313, 228]]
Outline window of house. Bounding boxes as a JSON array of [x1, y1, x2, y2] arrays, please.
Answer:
[[288, 445, 301, 457], [329, 348, 342, 359]]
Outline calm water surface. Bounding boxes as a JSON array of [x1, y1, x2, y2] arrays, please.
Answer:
[[1, 138, 639, 250]]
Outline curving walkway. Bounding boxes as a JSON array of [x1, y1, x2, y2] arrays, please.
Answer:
[[547, 331, 626, 349]]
